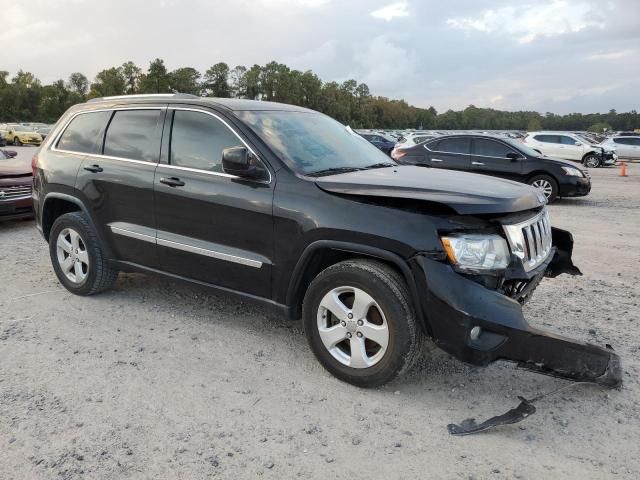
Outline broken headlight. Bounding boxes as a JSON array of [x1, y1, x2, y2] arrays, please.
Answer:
[[440, 234, 510, 272]]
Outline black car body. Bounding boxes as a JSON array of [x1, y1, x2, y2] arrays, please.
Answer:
[[395, 134, 591, 202], [33, 95, 621, 389]]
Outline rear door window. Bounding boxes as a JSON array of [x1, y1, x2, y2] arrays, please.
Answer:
[[56, 111, 111, 154], [472, 138, 515, 157], [103, 109, 163, 162], [534, 135, 560, 143], [435, 137, 470, 154]]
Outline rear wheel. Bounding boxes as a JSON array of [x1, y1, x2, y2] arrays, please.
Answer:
[[303, 259, 424, 387], [528, 174, 558, 203], [49, 212, 119, 295], [584, 153, 601, 168]]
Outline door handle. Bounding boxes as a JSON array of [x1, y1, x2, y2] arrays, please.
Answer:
[[472, 161, 485, 166], [83, 164, 103, 173], [160, 177, 185, 187], [431, 158, 444, 162]]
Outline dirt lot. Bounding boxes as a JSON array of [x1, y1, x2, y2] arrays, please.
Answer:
[[1, 147, 639, 479]]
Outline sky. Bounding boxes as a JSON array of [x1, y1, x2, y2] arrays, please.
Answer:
[[3, 0, 639, 114]]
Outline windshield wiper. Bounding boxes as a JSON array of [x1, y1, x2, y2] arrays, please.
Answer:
[[306, 167, 365, 177], [363, 162, 396, 169]]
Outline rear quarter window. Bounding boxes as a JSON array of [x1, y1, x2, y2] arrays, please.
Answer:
[[56, 111, 111, 154]]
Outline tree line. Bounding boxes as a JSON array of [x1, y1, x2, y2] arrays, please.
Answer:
[[1, 58, 637, 132]]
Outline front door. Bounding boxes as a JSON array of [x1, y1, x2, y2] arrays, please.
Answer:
[[75, 107, 165, 267], [154, 107, 274, 299], [470, 137, 523, 180]]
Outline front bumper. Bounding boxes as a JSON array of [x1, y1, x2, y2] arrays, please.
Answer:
[[559, 176, 591, 197], [414, 228, 622, 388]]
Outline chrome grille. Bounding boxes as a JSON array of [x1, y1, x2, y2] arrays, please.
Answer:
[[0, 184, 32, 201], [503, 209, 553, 271]]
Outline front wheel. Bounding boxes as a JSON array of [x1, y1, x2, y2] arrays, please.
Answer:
[[303, 259, 424, 387], [528, 174, 558, 203], [13, 137, 22, 146], [584, 154, 601, 168]]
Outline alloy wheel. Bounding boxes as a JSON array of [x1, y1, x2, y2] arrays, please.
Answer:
[[585, 155, 600, 168], [531, 179, 553, 199], [316, 286, 389, 368], [56, 228, 89, 283]]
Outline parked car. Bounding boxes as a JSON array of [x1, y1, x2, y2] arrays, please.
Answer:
[[36, 126, 52, 140], [523, 131, 616, 168], [0, 149, 34, 220], [390, 132, 436, 159], [0, 132, 6, 147], [394, 134, 590, 202], [0, 123, 43, 146], [601, 136, 640, 160], [33, 94, 621, 389], [359, 132, 395, 155]]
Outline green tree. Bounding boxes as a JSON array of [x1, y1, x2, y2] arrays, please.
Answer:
[[587, 122, 612, 133], [121, 61, 142, 94], [527, 118, 543, 131], [88, 67, 126, 98], [170, 67, 201, 94], [138, 58, 171, 93], [67, 72, 89, 98], [203, 63, 230, 97]]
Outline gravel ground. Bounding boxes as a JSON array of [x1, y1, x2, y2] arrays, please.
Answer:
[[1, 147, 639, 479]]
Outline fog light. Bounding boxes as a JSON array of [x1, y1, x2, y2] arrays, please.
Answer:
[[470, 326, 482, 341]]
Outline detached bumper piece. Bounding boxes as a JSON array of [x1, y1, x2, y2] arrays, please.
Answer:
[[415, 228, 623, 389]]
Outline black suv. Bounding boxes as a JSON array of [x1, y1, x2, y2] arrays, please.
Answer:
[[33, 94, 621, 388], [395, 134, 591, 202]]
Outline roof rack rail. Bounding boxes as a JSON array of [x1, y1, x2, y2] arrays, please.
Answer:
[[87, 93, 200, 103]]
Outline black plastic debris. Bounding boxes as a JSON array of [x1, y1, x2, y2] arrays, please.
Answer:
[[447, 396, 536, 436]]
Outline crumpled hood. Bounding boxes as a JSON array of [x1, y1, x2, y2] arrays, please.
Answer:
[[0, 154, 32, 177], [314, 165, 546, 215]]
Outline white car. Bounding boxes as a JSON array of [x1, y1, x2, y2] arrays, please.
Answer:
[[523, 131, 617, 168], [600, 136, 640, 160], [391, 132, 437, 160]]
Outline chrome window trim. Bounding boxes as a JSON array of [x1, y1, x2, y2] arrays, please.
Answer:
[[156, 238, 263, 268], [166, 107, 272, 184]]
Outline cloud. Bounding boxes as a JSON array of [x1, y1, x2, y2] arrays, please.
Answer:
[[370, 2, 409, 21], [447, 1, 604, 43], [2, 0, 638, 114]]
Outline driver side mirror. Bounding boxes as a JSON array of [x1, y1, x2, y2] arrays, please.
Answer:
[[506, 152, 520, 161], [574, 142, 582, 146], [222, 146, 265, 180]]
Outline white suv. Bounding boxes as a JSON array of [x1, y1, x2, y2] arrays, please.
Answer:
[[523, 131, 616, 168], [601, 136, 640, 160]]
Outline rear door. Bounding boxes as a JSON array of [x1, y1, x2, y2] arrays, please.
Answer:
[[423, 137, 471, 170], [153, 106, 274, 299], [470, 137, 523, 180], [75, 106, 165, 267]]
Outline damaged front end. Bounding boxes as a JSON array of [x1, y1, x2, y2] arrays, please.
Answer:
[[416, 208, 623, 389]]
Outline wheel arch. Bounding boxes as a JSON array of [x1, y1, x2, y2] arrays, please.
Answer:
[[41, 193, 114, 259], [581, 150, 600, 162], [526, 170, 560, 185], [286, 240, 425, 327]]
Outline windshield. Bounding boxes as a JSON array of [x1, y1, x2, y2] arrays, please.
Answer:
[[11, 125, 31, 132], [503, 138, 543, 157], [237, 111, 393, 175]]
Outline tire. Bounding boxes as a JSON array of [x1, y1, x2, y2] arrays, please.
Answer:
[[13, 137, 22, 146], [49, 211, 119, 295], [302, 259, 424, 387], [528, 174, 558, 203], [583, 153, 601, 168]]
